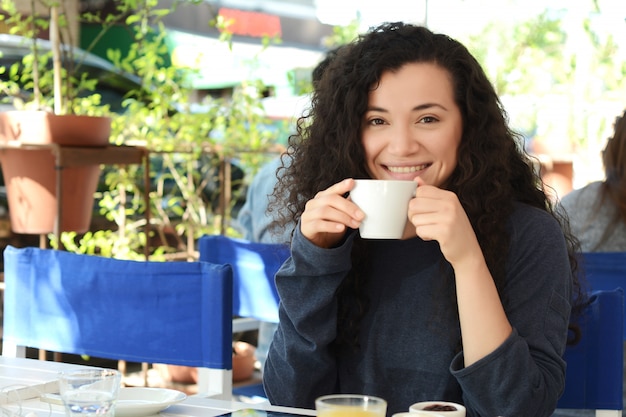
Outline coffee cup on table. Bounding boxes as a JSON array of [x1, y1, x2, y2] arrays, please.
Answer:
[[409, 401, 466, 417], [350, 179, 417, 239]]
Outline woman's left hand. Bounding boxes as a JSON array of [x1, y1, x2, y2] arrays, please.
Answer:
[[409, 179, 513, 365], [407, 178, 481, 268]]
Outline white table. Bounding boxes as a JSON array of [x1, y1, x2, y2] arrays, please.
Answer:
[[0, 357, 315, 417]]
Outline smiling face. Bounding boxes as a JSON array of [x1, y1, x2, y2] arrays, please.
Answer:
[[362, 62, 463, 187]]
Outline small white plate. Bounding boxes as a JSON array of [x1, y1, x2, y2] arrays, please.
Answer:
[[115, 387, 187, 417]]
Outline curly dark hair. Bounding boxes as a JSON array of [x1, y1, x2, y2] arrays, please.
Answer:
[[271, 22, 584, 346]]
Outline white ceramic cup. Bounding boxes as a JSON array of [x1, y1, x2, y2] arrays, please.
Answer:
[[409, 401, 466, 417], [394, 412, 444, 417], [350, 179, 417, 239]]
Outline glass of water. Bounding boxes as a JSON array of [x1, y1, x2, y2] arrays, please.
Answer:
[[58, 368, 122, 417]]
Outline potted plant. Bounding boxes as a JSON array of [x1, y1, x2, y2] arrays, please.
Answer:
[[0, 0, 290, 259], [0, 0, 133, 235]]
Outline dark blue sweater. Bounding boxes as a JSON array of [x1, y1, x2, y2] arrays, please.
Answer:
[[263, 203, 572, 417]]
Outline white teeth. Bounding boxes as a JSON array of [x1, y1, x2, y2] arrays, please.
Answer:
[[387, 165, 427, 173]]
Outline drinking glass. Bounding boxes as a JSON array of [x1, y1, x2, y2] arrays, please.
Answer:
[[316, 394, 387, 417], [58, 368, 122, 417]]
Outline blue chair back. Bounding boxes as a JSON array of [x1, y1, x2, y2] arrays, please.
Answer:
[[2, 245, 234, 398], [198, 234, 290, 323], [557, 288, 624, 416], [579, 252, 626, 339]]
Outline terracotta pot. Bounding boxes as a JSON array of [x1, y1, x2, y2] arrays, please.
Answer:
[[0, 148, 101, 234], [232, 341, 256, 382], [160, 341, 257, 384], [0, 111, 110, 146], [159, 364, 198, 385], [0, 111, 110, 234]]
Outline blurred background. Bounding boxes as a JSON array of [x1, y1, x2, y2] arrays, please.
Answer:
[[0, 0, 624, 257]]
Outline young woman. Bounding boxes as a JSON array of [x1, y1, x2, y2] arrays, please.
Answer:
[[263, 22, 583, 417]]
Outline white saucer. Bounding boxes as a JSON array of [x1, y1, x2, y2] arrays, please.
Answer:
[[115, 387, 187, 417]]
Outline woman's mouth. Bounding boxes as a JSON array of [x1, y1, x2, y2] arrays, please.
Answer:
[[387, 164, 430, 173]]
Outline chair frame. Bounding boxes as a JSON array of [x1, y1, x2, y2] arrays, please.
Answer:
[[2, 245, 234, 399], [578, 251, 626, 340], [557, 288, 624, 417], [198, 234, 290, 401]]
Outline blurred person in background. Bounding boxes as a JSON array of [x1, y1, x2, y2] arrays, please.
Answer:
[[236, 154, 292, 371], [554, 110, 626, 417], [236, 46, 344, 370], [558, 109, 626, 252]]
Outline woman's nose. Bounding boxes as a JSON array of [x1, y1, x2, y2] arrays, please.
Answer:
[[387, 126, 419, 155]]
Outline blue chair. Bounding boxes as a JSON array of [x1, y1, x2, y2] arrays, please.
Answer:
[[556, 288, 624, 417], [198, 234, 290, 401], [579, 252, 626, 340], [2, 245, 234, 399], [198, 234, 290, 331]]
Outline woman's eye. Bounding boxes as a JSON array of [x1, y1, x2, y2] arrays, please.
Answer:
[[419, 116, 438, 124], [368, 118, 385, 126]]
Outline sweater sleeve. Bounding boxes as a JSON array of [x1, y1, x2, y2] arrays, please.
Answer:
[[263, 225, 357, 409], [451, 206, 573, 417]]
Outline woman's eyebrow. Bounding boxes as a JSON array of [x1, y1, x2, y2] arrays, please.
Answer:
[[366, 102, 449, 112], [366, 105, 389, 113], [413, 102, 449, 111]]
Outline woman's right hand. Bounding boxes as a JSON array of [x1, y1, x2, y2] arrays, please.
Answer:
[[300, 178, 365, 248]]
